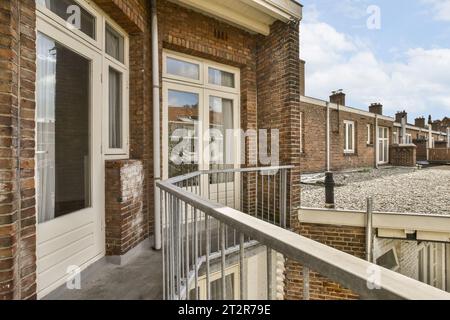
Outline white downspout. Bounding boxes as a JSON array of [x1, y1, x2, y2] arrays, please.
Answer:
[[375, 115, 379, 169], [152, 0, 162, 250], [326, 102, 331, 172]]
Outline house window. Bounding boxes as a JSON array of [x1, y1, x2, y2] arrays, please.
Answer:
[[166, 56, 200, 81], [418, 243, 446, 290], [344, 120, 355, 153], [37, 0, 96, 39], [300, 112, 304, 153], [367, 124, 373, 145], [393, 128, 400, 144], [405, 133, 412, 144], [376, 248, 400, 271], [105, 23, 124, 63], [189, 265, 240, 300], [208, 67, 235, 88], [108, 68, 123, 149]]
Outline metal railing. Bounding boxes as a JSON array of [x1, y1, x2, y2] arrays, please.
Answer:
[[156, 166, 450, 300]]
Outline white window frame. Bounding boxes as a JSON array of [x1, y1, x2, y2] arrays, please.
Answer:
[[344, 120, 355, 154], [190, 265, 240, 300], [418, 243, 446, 290], [37, 0, 130, 160], [36, 0, 103, 50], [367, 124, 372, 145]]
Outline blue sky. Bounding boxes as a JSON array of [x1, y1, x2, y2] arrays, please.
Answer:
[[299, 0, 450, 120]]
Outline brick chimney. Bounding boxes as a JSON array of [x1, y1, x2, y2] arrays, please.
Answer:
[[415, 117, 425, 128], [395, 110, 408, 123], [330, 90, 345, 105], [369, 103, 383, 115]]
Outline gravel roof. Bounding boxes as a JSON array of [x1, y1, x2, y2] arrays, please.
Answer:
[[301, 167, 450, 215]]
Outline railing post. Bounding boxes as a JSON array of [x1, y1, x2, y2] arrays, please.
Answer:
[[267, 248, 273, 300], [239, 233, 246, 300], [303, 267, 310, 300]]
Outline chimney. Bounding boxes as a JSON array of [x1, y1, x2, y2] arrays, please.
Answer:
[[395, 110, 408, 124], [415, 117, 425, 128], [300, 59, 306, 96], [330, 90, 346, 105], [369, 103, 383, 115], [428, 115, 433, 125]]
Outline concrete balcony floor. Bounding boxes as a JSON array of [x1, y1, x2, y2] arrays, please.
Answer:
[[45, 247, 163, 300]]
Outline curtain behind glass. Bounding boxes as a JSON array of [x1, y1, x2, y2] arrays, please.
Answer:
[[37, 33, 57, 223], [109, 68, 122, 149]]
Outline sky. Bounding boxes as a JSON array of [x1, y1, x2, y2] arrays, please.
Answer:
[[299, 0, 450, 121]]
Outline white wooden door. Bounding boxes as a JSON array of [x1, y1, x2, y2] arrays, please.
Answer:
[[36, 18, 104, 299]]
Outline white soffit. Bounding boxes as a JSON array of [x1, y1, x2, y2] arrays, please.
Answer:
[[170, 0, 302, 36]]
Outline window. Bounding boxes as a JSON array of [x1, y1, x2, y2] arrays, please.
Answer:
[[367, 124, 373, 145], [105, 23, 124, 63], [344, 121, 355, 153], [376, 248, 400, 271], [393, 128, 400, 144], [405, 133, 412, 144], [166, 56, 200, 80], [108, 68, 123, 149], [37, 0, 96, 39], [418, 243, 445, 290], [209, 67, 235, 88], [189, 265, 240, 300]]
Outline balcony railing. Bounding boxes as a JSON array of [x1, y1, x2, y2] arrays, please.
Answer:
[[156, 166, 450, 300]]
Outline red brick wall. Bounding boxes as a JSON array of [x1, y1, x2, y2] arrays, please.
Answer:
[[390, 145, 417, 167], [285, 223, 366, 300], [105, 160, 147, 256], [300, 101, 379, 173], [0, 0, 37, 300]]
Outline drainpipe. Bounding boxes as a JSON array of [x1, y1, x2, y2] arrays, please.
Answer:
[[375, 115, 379, 169], [152, 0, 162, 250], [326, 102, 331, 172], [366, 197, 374, 262], [447, 127, 450, 149]]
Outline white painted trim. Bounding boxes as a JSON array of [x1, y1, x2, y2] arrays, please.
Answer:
[[174, 0, 271, 35], [299, 208, 450, 242], [343, 120, 355, 154]]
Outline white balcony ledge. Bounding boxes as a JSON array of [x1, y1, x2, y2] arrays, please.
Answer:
[[169, 0, 302, 35]]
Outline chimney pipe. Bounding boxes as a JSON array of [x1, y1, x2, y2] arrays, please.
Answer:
[[330, 90, 345, 106], [369, 103, 383, 116]]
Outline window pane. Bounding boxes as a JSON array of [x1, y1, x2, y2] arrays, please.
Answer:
[[37, 33, 91, 223], [37, 0, 96, 39], [109, 68, 123, 149], [348, 124, 353, 150], [210, 275, 235, 300], [106, 23, 124, 63], [168, 90, 199, 178], [209, 67, 235, 88], [209, 96, 234, 183], [166, 57, 200, 80]]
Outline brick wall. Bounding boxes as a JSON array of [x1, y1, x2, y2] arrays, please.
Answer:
[[0, 0, 37, 300], [390, 145, 417, 167], [105, 160, 147, 256], [285, 223, 366, 300], [300, 101, 379, 173]]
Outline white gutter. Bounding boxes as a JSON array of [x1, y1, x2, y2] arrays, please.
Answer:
[[152, 0, 162, 250]]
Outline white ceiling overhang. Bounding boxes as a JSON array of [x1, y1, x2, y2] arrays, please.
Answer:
[[169, 0, 302, 36]]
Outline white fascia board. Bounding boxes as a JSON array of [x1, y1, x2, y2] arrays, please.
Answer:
[[299, 208, 450, 242], [241, 0, 302, 22], [176, 0, 271, 35]]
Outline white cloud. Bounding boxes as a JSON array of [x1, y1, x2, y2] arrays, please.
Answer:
[[301, 12, 450, 120], [422, 0, 450, 21]]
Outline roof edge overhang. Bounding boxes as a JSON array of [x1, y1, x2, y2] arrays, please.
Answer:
[[169, 0, 302, 36]]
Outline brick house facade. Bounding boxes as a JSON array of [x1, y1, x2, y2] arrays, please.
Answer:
[[0, 0, 305, 300]]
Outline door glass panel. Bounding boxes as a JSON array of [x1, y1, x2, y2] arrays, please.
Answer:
[[37, 0, 96, 39], [209, 96, 234, 183], [37, 33, 91, 223], [168, 90, 199, 178]]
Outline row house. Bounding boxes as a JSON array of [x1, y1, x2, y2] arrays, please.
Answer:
[[1, 0, 449, 301]]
